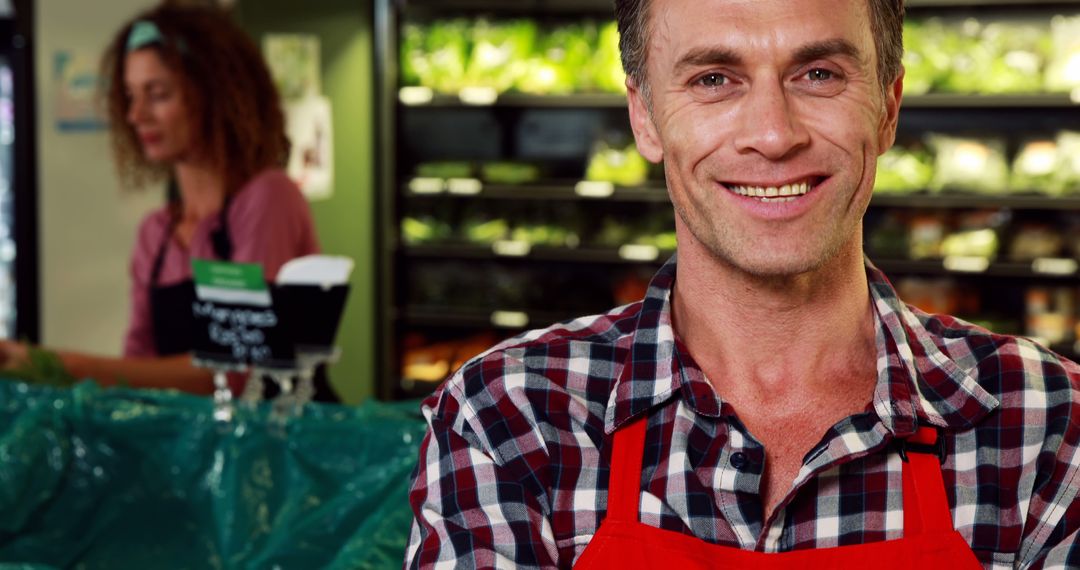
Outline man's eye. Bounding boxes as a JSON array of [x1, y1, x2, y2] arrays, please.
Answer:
[[807, 69, 834, 81], [697, 73, 726, 88]]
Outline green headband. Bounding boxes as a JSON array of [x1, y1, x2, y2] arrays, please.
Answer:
[[126, 20, 165, 52]]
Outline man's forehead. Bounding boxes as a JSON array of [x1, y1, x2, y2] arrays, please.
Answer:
[[647, 0, 874, 65]]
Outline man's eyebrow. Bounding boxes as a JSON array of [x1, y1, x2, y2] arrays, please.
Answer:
[[792, 39, 863, 66], [672, 39, 863, 76], [672, 46, 743, 76]]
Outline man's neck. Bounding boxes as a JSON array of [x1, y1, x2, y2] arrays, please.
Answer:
[[671, 232, 876, 402], [174, 161, 225, 221]]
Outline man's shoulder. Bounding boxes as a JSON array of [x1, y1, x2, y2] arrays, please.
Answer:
[[421, 301, 644, 435], [912, 304, 1080, 399]]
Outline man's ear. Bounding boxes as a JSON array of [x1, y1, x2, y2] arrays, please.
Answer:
[[877, 66, 904, 154], [627, 77, 664, 164]]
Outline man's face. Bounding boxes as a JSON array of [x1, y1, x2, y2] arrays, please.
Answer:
[[628, 0, 902, 277]]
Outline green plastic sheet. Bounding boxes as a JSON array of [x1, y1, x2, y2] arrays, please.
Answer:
[[0, 380, 424, 569]]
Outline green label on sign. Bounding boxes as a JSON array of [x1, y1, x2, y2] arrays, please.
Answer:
[[192, 260, 267, 291]]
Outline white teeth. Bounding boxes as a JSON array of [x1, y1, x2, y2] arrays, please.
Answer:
[[730, 180, 812, 199]]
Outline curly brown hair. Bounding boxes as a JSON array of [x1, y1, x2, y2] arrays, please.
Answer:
[[100, 1, 288, 198]]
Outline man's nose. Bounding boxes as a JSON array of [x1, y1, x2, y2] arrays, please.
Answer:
[[732, 81, 810, 160]]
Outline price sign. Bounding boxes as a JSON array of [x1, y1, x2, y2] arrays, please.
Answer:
[[191, 260, 294, 368]]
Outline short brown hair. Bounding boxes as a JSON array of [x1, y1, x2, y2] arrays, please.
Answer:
[[614, 0, 905, 101], [101, 2, 288, 196]]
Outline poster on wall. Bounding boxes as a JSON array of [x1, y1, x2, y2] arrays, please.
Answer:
[[52, 50, 106, 132], [284, 95, 334, 200], [263, 34, 334, 200]]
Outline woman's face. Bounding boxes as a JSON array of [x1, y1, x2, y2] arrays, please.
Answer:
[[123, 49, 197, 164]]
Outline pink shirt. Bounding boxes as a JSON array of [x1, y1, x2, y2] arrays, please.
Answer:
[[124, 169, 320, 357]]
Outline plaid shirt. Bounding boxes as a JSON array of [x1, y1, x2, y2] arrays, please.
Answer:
[[405, 256, 1080, 569]]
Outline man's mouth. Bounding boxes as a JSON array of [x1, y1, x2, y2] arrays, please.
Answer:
[[724, 177, 824, 203]]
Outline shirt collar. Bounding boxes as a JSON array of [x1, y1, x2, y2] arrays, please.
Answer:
[[604, 255, 999, 435]]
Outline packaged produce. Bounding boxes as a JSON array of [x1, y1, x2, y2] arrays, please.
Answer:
[[875, 145, 934, 193], [593, 21, 627, 93], [972, 22, 1050, 94], [927, 134, 1009, 194], [422, 19, 471, 94], [510, 223, 579, 248], [1009, 223, 1064, 261], [867, 211, 910, 258], [463, 217, 510, 244], [1011, 139, 1061, 193], [1045, 15, 1080, 92], [480, 161, 540, 185], [1026, 287, 1075, 346], [399, 22, 427, 88], [940, 228, 999, 258], [901, 20, 942, 95], [416, 161, 473, 179], [585, 141, 649, 186], [464, 19, 537, 92], [907, 212, 947, 259], [401, 216, 452, 245], [517, 22, 598, 95], [1055, 131, 1080, 192]]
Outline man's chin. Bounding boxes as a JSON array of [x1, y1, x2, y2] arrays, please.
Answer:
[[706, 245, 839, 280]]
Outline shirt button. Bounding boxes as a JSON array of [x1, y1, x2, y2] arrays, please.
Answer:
[[730, 452, 748, 470]]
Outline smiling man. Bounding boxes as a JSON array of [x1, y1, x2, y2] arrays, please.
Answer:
[[404, 0, 1080, 568]]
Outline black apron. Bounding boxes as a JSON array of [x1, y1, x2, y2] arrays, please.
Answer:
[[148, 203, 339, 403]]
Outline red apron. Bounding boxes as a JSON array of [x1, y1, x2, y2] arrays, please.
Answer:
[[574, 417, 982, 569]]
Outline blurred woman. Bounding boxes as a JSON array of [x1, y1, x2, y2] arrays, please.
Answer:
[[1, 2, 336, 400]]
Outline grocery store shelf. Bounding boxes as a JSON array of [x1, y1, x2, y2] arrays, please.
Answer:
[[399, 89, 1080, 110], [907, 0, 1080, 7], [903, 93, 1080, 108], [405, 0, 1080, 12], [403, 0, 615, 14], [870, 193, 1080, 210], [404, 180, 670, 201], [406, 181, 1080, 209], [403, 243, 673, 263], [400, 306, 575, 329], [400, 90, 627, 108], [874, 257, 1080, 279]]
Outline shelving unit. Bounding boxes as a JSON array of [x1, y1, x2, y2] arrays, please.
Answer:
[[374, 0, 1080, 399]]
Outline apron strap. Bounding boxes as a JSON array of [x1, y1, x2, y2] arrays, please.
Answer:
[[901, 427, 955, 536], [607, 416, 648, 522], [149, 215, 177, 288]]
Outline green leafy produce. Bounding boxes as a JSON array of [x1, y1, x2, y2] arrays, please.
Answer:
[[1055, 131, 1080, 193], [876, 145, 934, 193], [902, 20, 947, 95], [510, 224, 577, 247], [1045, 15, 1080, 92], [517, 22, 597, 95], [464, 19, 537, 92], [481, 162, 540, 185], [424, 19, 472, 93], [463, 217, 510, 244], [940, 228, 999, 258], [2, 347, 76, 388], [586, 141, 649, 186], [416, 161, 473, 179], [400, 22, 427, 87], [927, 134, 1009, 194], [401, 216, 452, 245], [594, 217, 635, 247], [1011, 139, 1061, 194], [593, 21, 627, 93]]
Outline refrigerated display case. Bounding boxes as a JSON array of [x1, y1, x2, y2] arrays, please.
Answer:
[[375, 0, 1080, 400], [0, 0, 39, 342]]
